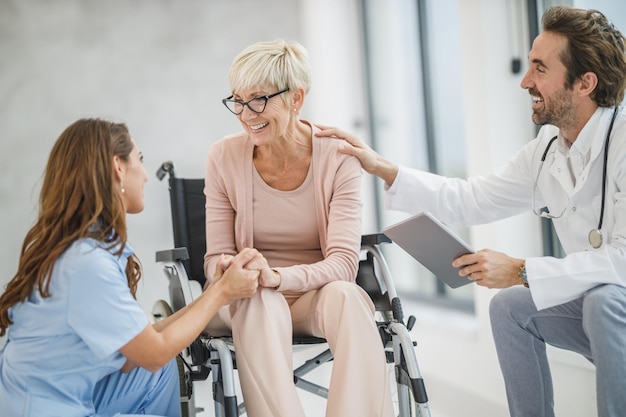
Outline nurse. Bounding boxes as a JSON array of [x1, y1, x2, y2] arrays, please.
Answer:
[[317, 5, 626, 417], [0, 118, 261, 417]]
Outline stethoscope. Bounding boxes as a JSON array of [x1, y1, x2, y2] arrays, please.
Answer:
[[531, 106, 619, 248]]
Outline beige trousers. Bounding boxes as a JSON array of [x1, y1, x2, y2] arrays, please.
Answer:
[[205, 280, 394, 417]]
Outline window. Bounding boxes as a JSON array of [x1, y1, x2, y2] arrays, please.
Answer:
[[361, 0, 473, 310]]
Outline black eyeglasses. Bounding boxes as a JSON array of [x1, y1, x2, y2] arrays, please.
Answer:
[[222, 88, 289, 115]]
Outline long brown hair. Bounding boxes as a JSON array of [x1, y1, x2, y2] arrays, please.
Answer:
[[0, 118, 142, 336]]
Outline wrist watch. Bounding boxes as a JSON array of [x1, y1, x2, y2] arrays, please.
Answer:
[[519, 262, 529, 288]]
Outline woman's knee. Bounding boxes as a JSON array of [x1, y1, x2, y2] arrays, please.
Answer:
[[233, 286, 286, 313], [318, 281, 374, 314], [323, 280, 358, 292], [323, 280, 370, 301]]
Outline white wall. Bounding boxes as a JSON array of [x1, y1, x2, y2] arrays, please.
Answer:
[[2, 0, 622, 416]]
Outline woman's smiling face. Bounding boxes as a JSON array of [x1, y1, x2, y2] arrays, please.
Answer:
[[233, 86, 293, 147]]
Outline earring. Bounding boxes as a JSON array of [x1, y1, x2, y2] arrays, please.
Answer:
[[121, 181, 125, 194], [293, 108, 297, 112]]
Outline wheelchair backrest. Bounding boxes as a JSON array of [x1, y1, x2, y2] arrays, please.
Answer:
[[160, 162, 392, 314], [166, 175, 208, 288]]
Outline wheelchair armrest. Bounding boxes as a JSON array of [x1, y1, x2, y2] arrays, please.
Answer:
[[155, 247, 189, 263], [361, 233, 391, 246]]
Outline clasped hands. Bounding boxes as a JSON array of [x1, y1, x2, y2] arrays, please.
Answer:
[[208, 248, 281, 303]]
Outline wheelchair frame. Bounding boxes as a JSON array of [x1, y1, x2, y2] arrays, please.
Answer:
[[155, 161, 432, 417]]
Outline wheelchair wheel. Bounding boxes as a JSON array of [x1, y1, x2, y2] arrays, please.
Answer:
[[152, 300, 196, 417]]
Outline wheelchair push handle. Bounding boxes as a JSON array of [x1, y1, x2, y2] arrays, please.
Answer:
[[156, 161, 176, 181]]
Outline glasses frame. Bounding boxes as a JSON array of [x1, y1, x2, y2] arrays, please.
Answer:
[[222, 88, 290, 115]]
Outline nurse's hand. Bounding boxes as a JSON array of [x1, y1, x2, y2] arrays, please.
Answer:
[[453, 249, 525, 288], [315, 125, 399, 187], [122, 249, 260, 372], [205, 254, 235, 290], [214, 248, 260, 303]]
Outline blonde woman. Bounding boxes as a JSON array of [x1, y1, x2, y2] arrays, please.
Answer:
[[203, 39, 394, 417]]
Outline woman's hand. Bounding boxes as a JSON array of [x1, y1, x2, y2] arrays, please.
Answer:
[[121, 249, 261, 372], [245, 252, 281, 289], [315, 125, 399, 186], [213, 248, 261, 303]]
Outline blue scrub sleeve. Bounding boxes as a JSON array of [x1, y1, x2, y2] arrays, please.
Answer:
[[67, 249, 149, 360]]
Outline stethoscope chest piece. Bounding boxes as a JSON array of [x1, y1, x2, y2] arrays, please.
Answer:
[[589, 228, 603, 249]]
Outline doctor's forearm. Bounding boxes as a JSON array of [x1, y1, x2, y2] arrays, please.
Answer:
[[375, 157, 399, 187]]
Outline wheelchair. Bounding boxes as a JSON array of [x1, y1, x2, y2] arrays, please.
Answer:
[[154, 161, 432, 417]]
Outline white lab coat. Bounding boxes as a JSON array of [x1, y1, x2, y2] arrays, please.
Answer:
[[385, 106, 626, 310]]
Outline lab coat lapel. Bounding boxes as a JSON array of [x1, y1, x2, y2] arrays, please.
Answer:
[[546, 107, 609, 198], [547, 148, 574, 195]]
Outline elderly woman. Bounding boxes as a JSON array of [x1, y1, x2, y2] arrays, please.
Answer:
[[203, 39, 394, 417]]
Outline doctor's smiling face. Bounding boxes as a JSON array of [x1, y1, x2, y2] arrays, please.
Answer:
[[520, 31, 579, 132]]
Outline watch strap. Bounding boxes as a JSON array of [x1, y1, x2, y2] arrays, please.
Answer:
[[519, 262, 529, 288]]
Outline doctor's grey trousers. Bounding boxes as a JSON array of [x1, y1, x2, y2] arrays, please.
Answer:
[[489, 284, 626, 417]]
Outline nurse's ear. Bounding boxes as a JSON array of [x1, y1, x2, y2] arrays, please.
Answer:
[[113, 155, 126, 190]]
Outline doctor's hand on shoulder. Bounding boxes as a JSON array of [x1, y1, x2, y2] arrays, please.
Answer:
[[453, 249, 526, 289], [315, 124, 399, 187]]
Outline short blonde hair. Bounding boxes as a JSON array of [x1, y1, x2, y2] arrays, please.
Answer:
[[228, 39, 312, 103]]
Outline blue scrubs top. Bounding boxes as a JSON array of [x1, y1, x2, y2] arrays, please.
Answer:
[[0, 238, 149, 417]]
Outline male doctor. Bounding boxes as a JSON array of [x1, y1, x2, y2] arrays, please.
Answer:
[[317, 5, 626, 417]]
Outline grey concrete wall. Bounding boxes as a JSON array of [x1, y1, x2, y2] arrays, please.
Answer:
[[0, 0, 302, 333]]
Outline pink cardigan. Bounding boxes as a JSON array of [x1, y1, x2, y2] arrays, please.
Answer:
[[203, 122, 362, 293]]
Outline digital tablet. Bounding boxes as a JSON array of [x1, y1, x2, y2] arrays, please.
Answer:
[[382, 211, 474, 288]]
